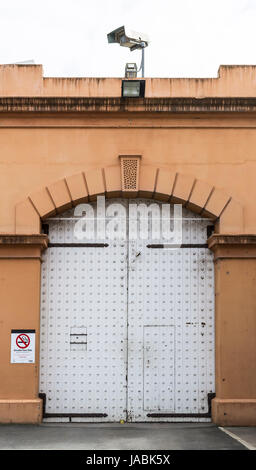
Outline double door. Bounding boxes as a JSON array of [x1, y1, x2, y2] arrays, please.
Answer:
[[39, 201, 215, 422]]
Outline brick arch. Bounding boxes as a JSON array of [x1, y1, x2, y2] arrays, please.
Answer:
[[15, 164, 243, 235]]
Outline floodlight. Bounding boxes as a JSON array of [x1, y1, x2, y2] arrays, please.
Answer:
[[107, 26, 149, 51], [14, 60, 35, 65], [122, 80, 145, 98], [107, 25, 149, 78]]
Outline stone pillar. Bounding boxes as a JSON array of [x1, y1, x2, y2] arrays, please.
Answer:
[[208, 235, 256, 426], [0, 235, 47, 423]]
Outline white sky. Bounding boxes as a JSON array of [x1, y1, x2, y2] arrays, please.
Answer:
[[0, 0, 256, 78]]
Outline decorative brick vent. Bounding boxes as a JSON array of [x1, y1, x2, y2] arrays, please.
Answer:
[[119, 155, 141, 192]]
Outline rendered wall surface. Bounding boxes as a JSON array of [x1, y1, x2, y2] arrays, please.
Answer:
[[2, 64, 256, 97], [0, 236, 47, 423], [0, 65, 255, 425], [209, 236, 256, 426]]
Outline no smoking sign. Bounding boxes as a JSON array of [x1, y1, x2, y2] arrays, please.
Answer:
[[16, 333, 30, 349], [11, 330, 35, 363]]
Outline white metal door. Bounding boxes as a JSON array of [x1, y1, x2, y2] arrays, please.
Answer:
[[127, 244, 215, 422], [40, 199, 215, 422], [40, 211, 128, 422], [143, 326, 175, 412]]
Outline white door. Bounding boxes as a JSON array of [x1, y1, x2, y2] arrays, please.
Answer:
[[40, 230, 128, 422], [40, 199, 215, 422], [127, 239, 215, 422]]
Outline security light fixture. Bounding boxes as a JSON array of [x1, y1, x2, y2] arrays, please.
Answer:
[[14, 60, 35, 65], [107, 26, 149, 50], [2, 59, 35, 65], [125, 63, 137, 78], [107, 26, 149, 77], [122, 80, 145, 98]]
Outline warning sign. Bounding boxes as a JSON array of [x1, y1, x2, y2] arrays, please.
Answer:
[[11, 330, 35, 363], [16, 333, 30, 349]]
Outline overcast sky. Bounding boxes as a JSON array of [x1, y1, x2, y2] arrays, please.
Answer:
[[0, 0, 256, 78]]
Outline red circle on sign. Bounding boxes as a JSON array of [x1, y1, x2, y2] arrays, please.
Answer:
[[16, 334, 30, 349]]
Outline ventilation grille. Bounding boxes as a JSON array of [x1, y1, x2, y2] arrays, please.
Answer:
[[120, 155, 141, 192]]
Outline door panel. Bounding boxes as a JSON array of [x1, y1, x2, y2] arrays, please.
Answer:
[[127, 240, 215, 422], [143, 326, 175, 412], [40, 199, 215, 422], [40, 243, 127, 422]]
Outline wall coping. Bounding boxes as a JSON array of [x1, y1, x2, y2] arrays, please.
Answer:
[[2, 97, 256, 113]]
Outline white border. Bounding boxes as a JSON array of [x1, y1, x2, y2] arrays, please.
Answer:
[[219, 426, 256, 450]]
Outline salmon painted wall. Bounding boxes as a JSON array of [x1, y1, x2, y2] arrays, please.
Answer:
[[1, 64, 256, 97], [0, 65, 255, 234], [0, 65, 256, 425]]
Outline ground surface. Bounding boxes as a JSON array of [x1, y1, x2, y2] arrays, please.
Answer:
[[223, 426, 256, 450], [0, 423, 254, 450]]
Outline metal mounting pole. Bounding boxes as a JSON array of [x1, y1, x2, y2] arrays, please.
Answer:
[[138, 44, 145, 78], [141, 47, 145, 77]]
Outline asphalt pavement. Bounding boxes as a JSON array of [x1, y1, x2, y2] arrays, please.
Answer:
[[0, 422, 253, 450]]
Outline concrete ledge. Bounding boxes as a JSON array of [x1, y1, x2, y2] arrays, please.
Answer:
[[0, 234, 48, 250], [208, 234, 256, 248], [208, 234, 256, 258], [212, 398, 256, 426], [3, 96, 256, 113], [0, 399, 42, 424]]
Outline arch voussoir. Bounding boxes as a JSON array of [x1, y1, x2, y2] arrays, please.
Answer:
[[15, 164, 243, 235], [138, 166, 158, 198], [170, 172, 196, 205], [186, 180, 214, 215], [84, 168, 105, 200], [29, 188, 56, 219], [202, 188, 231, 219], [104, 165, 122, 197], [65, 172, 88, 205], [47, 179, 72, 214], [154, 168, 176, 201]]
